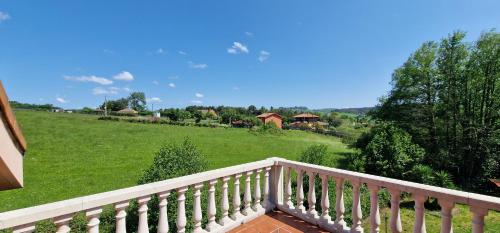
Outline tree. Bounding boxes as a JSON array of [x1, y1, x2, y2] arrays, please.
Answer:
[[128, 92, 146, 111], [354, 123, 425, 180]]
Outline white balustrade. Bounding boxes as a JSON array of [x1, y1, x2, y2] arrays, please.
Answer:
[[137, 196, 151, 233], [367, 184, 380, 233], [296, 168, 306, 213], [192, 183, 203, 233], [157, 191, 170, 233], [206, 179, 220, 231], [114, 201, 129, 233], [351, 180, 363, 233], [220, 176, 232, 226], [1, 158, 499, 233]]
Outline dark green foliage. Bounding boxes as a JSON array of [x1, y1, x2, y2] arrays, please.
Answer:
[[354, 123, 425, 180], [298, 144, 330, 166], [371, 30, 500, 194], [9, 101, 59, 111], [126, 139, 207, 233]]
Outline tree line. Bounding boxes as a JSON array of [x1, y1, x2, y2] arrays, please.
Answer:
[[362, 30, 499, 195]]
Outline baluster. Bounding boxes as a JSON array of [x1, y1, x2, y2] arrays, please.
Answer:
[[263, 167, 272, 211], [438, 199, 454, 233], [470, 206, 488, 233], [115, 201, 129, 233], [220, 176, 232, 225], [12, 223, 36, 233], [207, 179, 220, 231], [232, 173, 243, 220], [307, 171, 318, 219], [137, 196, 151, 233], [413, 194, 427, 233], [86, 208, 102, 233], [54, 214, 73, 233], [351, 180, 363, 233], [367, 184, 380, 233], [320, 174, 331, 224], [254, 169, 264, 212], [157, 191, 170, 233], [243, 171, 253, 215], [334, 177, 347, 232], [296, 168, 305, 213], [285, 167, 294, 209], [177, 187, 188, 233], [192, 183, 203, 233], [389, 189, 402, 233]]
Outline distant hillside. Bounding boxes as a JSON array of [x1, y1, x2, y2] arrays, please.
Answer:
[[314, 107, 375, 115]]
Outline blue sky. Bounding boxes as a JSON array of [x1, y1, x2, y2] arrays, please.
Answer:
[[0, 0, 498, 109]]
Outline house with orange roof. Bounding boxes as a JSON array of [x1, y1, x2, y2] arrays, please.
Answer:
[[256, 112, 282, 129]]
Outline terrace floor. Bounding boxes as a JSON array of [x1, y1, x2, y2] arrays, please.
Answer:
[[228, 210, 329, 233]]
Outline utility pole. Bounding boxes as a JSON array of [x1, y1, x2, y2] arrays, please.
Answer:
[[104, 95, 108, 117]]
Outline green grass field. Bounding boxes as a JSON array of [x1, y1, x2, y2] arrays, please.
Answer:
[[0, 110, 351, 212]]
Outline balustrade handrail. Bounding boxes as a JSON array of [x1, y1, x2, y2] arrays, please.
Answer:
[[0, 159, 275, 229], [273, 157, 500, 211]]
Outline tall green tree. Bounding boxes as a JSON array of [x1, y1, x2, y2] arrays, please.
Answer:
[[128, 92, 147, 111]]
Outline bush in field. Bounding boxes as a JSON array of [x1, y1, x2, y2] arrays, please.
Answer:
[[126, 139, 207, 232]]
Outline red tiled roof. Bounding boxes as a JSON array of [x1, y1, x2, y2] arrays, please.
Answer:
[[257, 112, 282, 119], [294, 113, 319, 118], [491, 179, 500, 187]]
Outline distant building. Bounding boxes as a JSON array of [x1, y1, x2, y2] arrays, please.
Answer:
[[294, 113, 320, 123], [0, 81, 25, 190], [117, 108, 138, 115], [257, 113, 283, 129], [200, 109, 218, 118]]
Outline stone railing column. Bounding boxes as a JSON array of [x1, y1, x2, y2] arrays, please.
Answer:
[[413, 194, 427, 233], [351, 180, 363, 233], [206, 179, 220, 231], [254, 169, 264, 212], [192, 183, 203, 233], [232, 173, 243, 220], [263, 167, 272, 210], [114, 201, 129, 233], [157, 191, 170, 233], [307, 171, 318, 219], [367, 184, 380, 233], [470, 206, 488, 233], [295, 168, 305, 213], [12, 223, 36, 233], [334, 177, 347, 232], [137, 196, 151, 233], [285, 167, 294, 209], [220, 177, 232, 226], [176, 187, 188, 233], [320, 174, 331, 224], [54, 214, 73, 233], [86, 208, 102, 233], [438, 199, 454, 233], [243, 171, 253, 216], [389, 189, 402, 233]]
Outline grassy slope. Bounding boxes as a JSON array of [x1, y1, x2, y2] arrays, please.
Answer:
[[0, 111, 350, 211]]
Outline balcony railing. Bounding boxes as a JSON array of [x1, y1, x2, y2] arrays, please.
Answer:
[[0, 157, 499, 233]]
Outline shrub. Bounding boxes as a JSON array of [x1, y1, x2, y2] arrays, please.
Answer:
[[127, 139, 207, 232], [298, 144, 330, 166]]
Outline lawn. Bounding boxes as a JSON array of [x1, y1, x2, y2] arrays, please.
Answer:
[[0, 110, 351, 212]]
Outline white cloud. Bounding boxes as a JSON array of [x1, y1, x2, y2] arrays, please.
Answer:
[[113, 71, 134, 81], [0, 12, 10, 23], [92, 86, 130, 95], [64, 75, 113, 85], [56, 97, 68, 103], [188, 61, 208, 69], [168, 83, 176, 88], [152, 80, 159, 85], [245, 32, 254, 37], [233, 86, 240, 91], [156, 48, 165, 54], [168, 75, 179, 80], [258, 50, 270, 62], [195, 93, 204, 98], [178, 51, 187, 55], [227, 42, 249, 54], [147, 97, 162, 103], [191, 100, 203, 104]]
